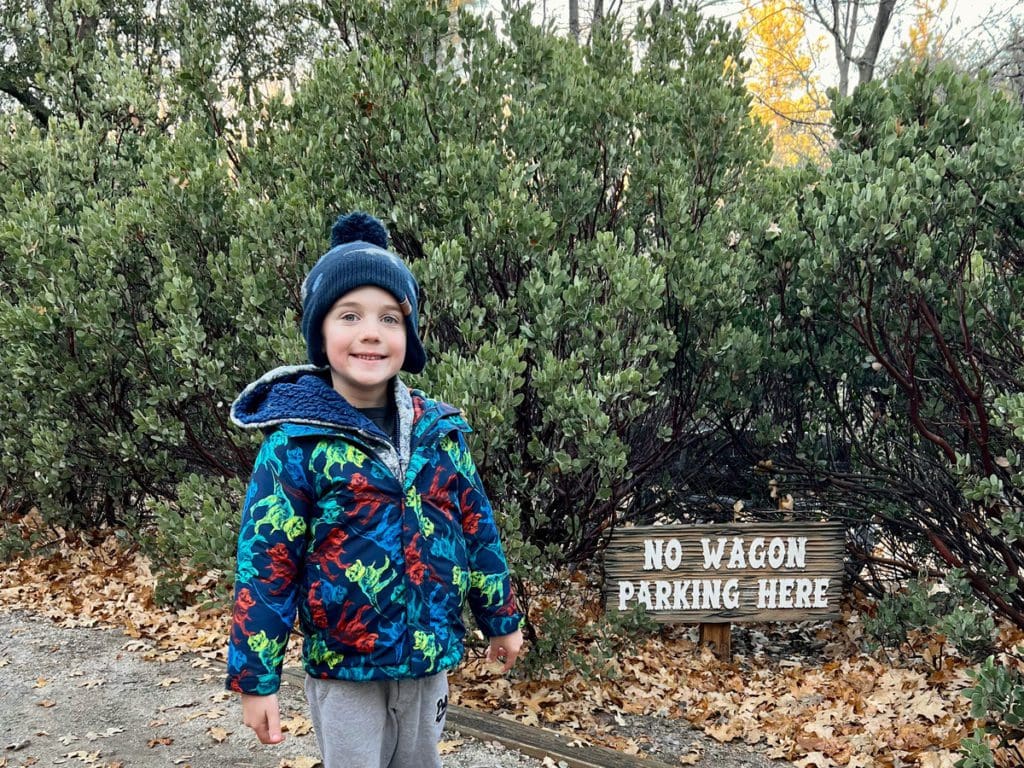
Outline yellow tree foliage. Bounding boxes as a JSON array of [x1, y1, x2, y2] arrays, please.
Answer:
[[740, 0, 831, 166], [904, 0, 948, 62]]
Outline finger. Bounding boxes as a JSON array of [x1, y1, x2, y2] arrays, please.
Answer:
[[501, 647, 519, 672], [266, 703, 284, 744], [253, 717, 271, 744]]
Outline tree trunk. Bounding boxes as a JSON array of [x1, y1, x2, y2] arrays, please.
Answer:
[[0, 82, 52, 127], [808, 0, 896, 97], [857, 0, 896, 86]]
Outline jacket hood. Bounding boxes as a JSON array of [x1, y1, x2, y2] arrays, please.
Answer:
[[230, 365, 461, 435], [231, 364, 373, 431]]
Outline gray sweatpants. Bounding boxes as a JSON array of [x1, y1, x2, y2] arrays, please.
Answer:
[[304, 673, 448, 768]]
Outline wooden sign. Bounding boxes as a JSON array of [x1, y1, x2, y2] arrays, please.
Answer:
[[605, 522, 844, 624]]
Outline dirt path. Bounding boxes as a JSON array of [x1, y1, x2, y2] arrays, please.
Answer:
[[0, 610, 541, 768], [1, 609, 788, 768]]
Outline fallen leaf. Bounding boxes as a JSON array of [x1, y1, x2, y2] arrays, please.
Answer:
[[437, 739, 463, 754], [678, 745, 703, 765], [281, 715, 313, 736], [208, 727, 230, 743], [184, 707, 227, 722], [917, 750, 957, 768], [158, 678, 180, 688], [795, 753, 837, 768], [705, 719, 742, 743], [63, 751, 101, 765], [147, 737, 174, 748], [278, 758, 321, 768], [37, 699, 57, 708], [82, 727, 123, 742]]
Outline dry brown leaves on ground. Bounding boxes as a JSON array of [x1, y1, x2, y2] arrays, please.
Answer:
[[0, 525, 1017, 767]]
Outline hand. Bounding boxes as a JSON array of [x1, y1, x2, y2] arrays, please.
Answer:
[[241, 693, 284, 744], [485, 629, 524, 673]]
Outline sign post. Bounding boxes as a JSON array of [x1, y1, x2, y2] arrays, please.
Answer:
[[604, 522, 845, 660]]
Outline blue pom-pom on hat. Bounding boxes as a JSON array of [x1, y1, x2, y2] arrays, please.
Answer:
[[301, 212, 426, 374], [330, 211, 389, 249]]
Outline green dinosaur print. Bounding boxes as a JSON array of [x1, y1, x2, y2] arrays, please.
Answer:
[[250, 475, 307, 542], [451, 565, 470, 599], [405, 487, 434, 537], [413, 630, 441, 672], [247, 630, 287, 665], [312, 441, 367, 477], [470, 570, 505, 608], [345, 558, 398, 612], [306, 635, 345, 669], [441, 435, 476, 479]]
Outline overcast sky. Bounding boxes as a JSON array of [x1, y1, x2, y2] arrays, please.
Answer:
[[475, 0, 1020, 91]]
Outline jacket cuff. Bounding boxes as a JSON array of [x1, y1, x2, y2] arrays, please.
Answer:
[[226, 674, 281, 696], [477, 613, 523, 639]]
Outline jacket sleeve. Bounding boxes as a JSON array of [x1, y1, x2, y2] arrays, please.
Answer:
[[454, 431, 523, 638], [226, 429, 314, 694]]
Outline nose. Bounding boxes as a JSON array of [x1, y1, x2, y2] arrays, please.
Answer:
[[358, 319, 383, 341]]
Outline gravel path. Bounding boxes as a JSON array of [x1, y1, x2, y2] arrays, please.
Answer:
[[0, 610, 540, 768], [0, 609, 789, 768]]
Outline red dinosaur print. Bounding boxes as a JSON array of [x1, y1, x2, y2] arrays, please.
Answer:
[[349, 472, 388, 524], [228, 670, 252, 693], [404, 532, 428, 586], [311, 528, 349, 572], [308, 581, 329, 629], [231, 587, 256, 642], [266, 543, 297, 595], [331, 601, 378, 654], [427, 467, 456, 522], [461, 489, 481, 534]]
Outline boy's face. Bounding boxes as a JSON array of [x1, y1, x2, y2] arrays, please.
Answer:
[[321, 285, 407, 408]]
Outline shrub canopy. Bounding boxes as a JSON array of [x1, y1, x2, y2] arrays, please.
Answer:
[[1, 0, 1022, 632]]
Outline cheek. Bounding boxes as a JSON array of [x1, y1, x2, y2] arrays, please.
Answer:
[[390, 330, 407, 358], [322, 324, 352, 352]]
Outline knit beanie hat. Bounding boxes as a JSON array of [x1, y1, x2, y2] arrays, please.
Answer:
[[301, 212, 426, 374]]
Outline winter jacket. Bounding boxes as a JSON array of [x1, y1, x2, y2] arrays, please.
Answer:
[[225, 366, 521, 695]]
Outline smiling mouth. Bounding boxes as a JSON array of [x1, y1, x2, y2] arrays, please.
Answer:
[[352, 354, 387, 361]]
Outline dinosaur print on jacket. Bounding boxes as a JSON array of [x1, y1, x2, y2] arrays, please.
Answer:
[[226, 367, 521, 694]]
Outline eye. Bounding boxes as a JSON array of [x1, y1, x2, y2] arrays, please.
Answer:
[[382, 314, 402, 325], [338, 311, 359, 322]]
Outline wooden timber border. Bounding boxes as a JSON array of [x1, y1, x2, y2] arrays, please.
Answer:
[[279, 666, 678, 768]]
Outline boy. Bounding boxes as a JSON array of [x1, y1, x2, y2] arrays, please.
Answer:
[[226, 212, 524, 768]]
